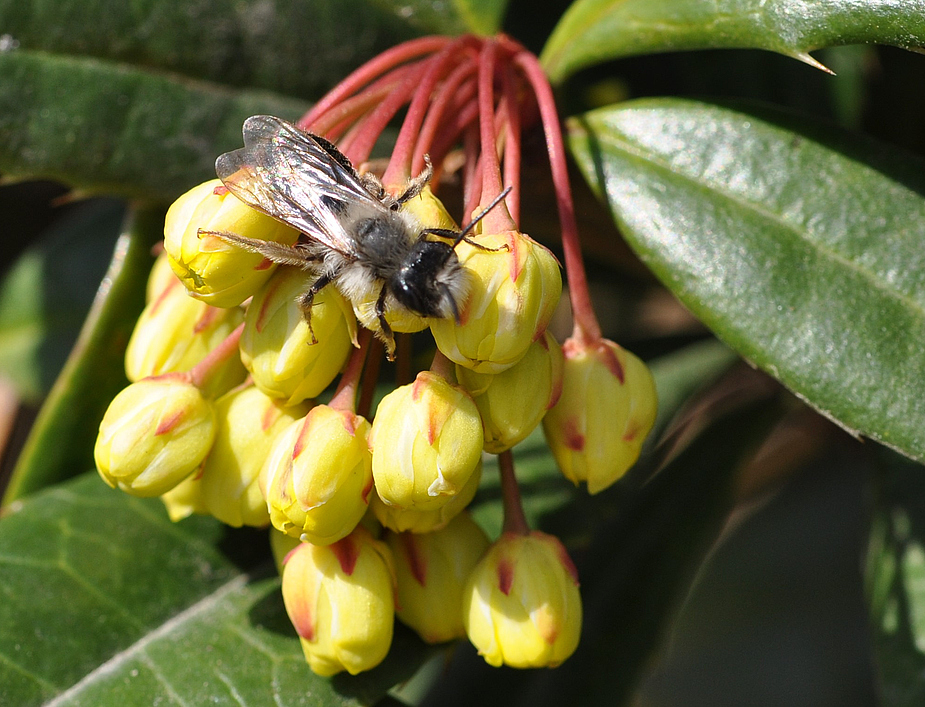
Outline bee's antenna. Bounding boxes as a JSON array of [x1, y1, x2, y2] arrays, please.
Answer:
[[452, 186, 513, 250]]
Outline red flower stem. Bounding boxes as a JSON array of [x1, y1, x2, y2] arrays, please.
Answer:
[[501, 64, 522, 224], [308, 67, 412, 137], [383, 37, 476, 186], [323, 113, 364, 144], [428, 349, 455, 381], [499, 450, 529, 535], [514, 50, 601, 345], [412, 58, 479, 176], [464, 126, 483, 219], [357, 337, 384, 420], [328, 328, 372, 412], [188, 322, 244, 391], [299, 36, 451, 128], [428, 97, 479, 183], [340, 59, 433, 166], [476, 40, 515, 233]]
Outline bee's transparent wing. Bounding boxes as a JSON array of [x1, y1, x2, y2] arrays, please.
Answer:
[[216, 115, 384, 256]]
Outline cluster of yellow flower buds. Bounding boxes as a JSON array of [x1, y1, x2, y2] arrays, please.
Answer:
[[94, 154, 657, 677]]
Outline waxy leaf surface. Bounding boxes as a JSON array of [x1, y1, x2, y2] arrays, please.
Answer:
[[569, 98, 925, 461], [541, 0, 925, 83]]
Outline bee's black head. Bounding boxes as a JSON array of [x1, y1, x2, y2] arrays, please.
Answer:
[[391, 240, 466, 320]]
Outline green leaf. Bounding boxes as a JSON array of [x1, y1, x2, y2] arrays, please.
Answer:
[[0, 199, 124, 403], [541, 0, 925, 84], [2, 206, 160, 504], [0, 0, 422, 98], [367, 0, 510, 35], [0, 51, 311, 201], [568, 98, 925, 463], [0, 473, 432, 706]]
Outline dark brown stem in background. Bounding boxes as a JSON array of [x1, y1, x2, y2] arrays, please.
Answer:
[[357, 337, 384, 420]]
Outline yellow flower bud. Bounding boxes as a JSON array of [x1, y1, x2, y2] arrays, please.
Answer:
[[386, 513, 490, 643], [543, 338, 657, 494], [240, 267, 355, 406], [430, 231, 561, 374], [370, 460, 482, 534], [95, 375, 217, 497], [370, 371, 483, 512], [281, 526, 395, 676], [125, 277, 247, 398], [159, 471, 207, 522], [456, 331, 564, 453], [164, 179, 299, 307], [401, 186, 458, 232], [146, 250, 179, 303], [264, 405, 374, 545], [199, 386, 309, 527], [463, 531, 582, 668]]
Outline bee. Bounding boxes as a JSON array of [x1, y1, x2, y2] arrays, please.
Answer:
[[210, 115, 509, 354]]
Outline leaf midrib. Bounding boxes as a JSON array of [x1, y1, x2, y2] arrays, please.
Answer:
[[44, 574, 250, 706]]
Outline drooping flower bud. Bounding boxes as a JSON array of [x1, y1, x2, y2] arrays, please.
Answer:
[[281, 526, 396, 676], [456, 331, 564, 453], [543, 337, 657, 494], [463, 531, 582, 668], [386, 513, 490, 643], [95, 374, 217, 497], [240, 267, 355, 406], [146, 250, 180, 303], [199, 386, 309, 528], [263, 405, 374, 545], [164, 179, 299, 308], [370, 460, 482, 534], [159, 471, 207, 522], [369, 371, 483, 512], [430, 230, 561, 374], [125, 277, 246, 398]]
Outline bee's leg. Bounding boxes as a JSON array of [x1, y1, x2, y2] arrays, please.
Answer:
[[420, 228, 510, 252], [295, 272, 334, 345], [394, 155, 433, 206], [375, 286, 396, 360], [198, 230, 317, 268], [360, 173, 391, 205]]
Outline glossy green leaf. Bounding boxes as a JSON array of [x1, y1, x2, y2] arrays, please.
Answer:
[[541, 0, 925, 83], [568, 98, 925, 463], [2, 206, 160, 504], [0, 199, 124, 403], [0, 51, 310, 202], [0, 473, 432, 706], [0, 0, 422, 98]]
